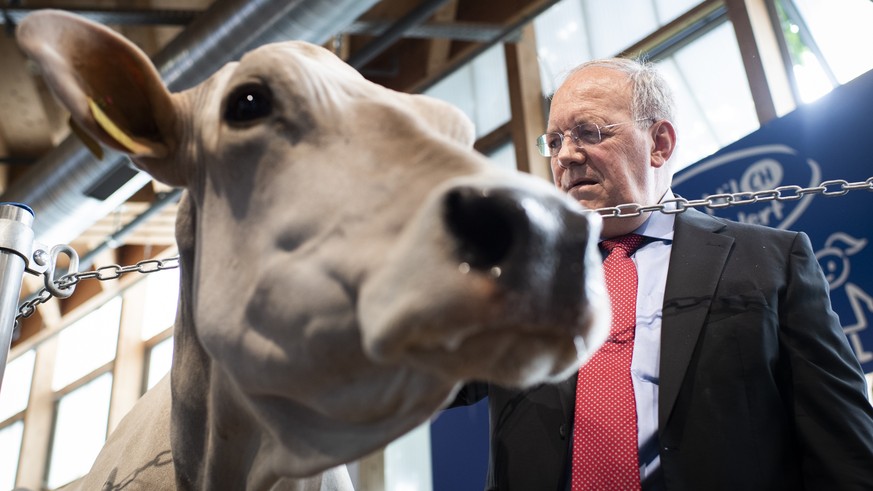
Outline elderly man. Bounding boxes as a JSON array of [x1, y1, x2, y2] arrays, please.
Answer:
[[454, 58, 873, 491]]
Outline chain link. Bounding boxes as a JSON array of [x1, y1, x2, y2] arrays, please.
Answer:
[[14, 257, 180, 325], [594, 176, 873, 219]]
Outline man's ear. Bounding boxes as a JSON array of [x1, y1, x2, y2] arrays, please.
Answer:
[[649, 120, 676, 169], [16, 10, 186, 187]]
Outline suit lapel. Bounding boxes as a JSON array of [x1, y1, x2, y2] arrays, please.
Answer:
[[659, 209, 733, 430], [557, 370, 578, 424]]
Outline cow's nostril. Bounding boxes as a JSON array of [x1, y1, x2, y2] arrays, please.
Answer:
[[444, 187, 521, 271]]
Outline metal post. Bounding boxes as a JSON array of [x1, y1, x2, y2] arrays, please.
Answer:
[[0, 203, 35, 394]]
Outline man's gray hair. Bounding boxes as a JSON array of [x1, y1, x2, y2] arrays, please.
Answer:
[[568, 57, 676, 125]]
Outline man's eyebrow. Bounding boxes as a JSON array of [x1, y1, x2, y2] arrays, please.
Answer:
[[548, 119, 589, 132]]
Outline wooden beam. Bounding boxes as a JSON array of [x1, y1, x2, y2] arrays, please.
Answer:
[[15, 338, 59, 490], [426, 0, 459, 76], [724, 0, 795, 123], [326, 34, 352, 61], [505, 24, 551, 182], [356, 450, 385, 490], [109, 279, 148, 432]]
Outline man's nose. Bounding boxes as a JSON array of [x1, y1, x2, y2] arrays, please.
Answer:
[[555, 137, 584, 169]]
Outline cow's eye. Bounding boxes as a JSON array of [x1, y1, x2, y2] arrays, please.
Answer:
[[225, 84, 273, 124]]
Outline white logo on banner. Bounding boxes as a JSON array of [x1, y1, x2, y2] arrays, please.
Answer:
[[816, 232, 873, 364], [673, 144, 821, 230]]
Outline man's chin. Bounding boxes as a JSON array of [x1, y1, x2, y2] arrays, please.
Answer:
[[567, 191, 602, 210]]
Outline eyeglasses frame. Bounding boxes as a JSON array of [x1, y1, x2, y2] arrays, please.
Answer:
[[536, 118, 653, 157]]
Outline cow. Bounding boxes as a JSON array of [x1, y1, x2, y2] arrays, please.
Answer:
[[16, 10, 608, 490]]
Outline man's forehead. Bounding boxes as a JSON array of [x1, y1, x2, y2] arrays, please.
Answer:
[[562, 66, 630, 99], [549, 68, 632, 127]]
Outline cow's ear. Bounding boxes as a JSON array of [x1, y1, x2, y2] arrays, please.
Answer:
[[16, 10, 184, 186], [411, 94, 476, 147]]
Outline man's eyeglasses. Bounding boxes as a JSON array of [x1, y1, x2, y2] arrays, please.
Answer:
[[535, 119, 651, 157]]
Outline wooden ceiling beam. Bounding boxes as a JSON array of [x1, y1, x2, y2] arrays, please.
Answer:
[[505, 24, 551, 182], [426, 0, 459, 77]]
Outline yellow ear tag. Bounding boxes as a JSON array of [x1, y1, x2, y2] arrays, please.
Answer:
[[69, 117, 104, 160], [88, 97, 153, 155]]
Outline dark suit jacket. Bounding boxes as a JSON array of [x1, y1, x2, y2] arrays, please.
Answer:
[[454, 208, 873, 491]]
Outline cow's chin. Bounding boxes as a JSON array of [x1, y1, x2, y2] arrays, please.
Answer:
[[358, 271, 609, 389], [389, 327, 589, 388], [363, 312, 602, 389], [359, 270, 605, 389]]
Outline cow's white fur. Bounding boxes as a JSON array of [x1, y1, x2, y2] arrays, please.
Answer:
[[17, 10, 608, 490]]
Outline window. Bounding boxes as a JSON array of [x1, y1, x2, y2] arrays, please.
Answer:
[[487, 142, 518, 172], [141, 267, 180, 341], [145, 336, 174, 392], [46, 372, 113, 489], [0, 350, 35, 490], [535, 0, 702, 95], [581, 0, 662, 59], [140, 266, 179, 393], [0, 350, 35, 422], [52, 297, 122, 391], [776, 0, 873, 103], [423, 43, 511, 139], [535, 0, 590, 96], [384, 423, 432, 491], [44, 297, 121, 489], [0, 420, 24, 489], [657, 22, 759, 170]]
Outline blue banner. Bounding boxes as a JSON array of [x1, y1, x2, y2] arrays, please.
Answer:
[[674, 68, 873, 374]]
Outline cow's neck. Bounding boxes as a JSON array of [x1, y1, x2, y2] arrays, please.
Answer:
[[203, 369, 278, 488], [168, 194, 337, 490], [171, 304, 312, 488], [169, 193, 213, 489], [168, 194, 266, 488], [171, 339, 303, 489]]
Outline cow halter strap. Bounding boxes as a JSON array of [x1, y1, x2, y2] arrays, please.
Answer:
[[571, 233, 645, 491]]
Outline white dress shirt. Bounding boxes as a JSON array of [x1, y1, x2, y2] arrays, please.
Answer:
[[627, 191, 676, 488]]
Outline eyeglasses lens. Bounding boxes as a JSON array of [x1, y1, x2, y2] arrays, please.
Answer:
[[536, 123, 602, 157], [571, 123, 601, 146]]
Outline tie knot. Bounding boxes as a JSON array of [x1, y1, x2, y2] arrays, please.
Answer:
[[600, 233, 645, 257]]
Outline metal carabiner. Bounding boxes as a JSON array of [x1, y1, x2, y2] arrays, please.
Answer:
[[44, 245, 80, 299]]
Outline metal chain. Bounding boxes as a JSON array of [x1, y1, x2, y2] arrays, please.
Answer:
[[11, 176, 873, 323], [14, 257, 180, 325], [594, 176, 873, 218]]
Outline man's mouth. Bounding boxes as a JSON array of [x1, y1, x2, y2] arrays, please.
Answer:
[[567, 177, 598, 192]]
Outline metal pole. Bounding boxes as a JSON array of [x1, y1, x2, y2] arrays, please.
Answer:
[[0, 203, 35, 394]]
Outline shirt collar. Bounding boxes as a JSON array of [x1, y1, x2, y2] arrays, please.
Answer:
[[631, 188, 676, 243]]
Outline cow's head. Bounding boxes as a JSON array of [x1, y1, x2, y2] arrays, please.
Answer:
[[18, 10, 608, 477]]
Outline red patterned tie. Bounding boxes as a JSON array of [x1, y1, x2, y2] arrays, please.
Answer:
[[571, 234, 644, 491]]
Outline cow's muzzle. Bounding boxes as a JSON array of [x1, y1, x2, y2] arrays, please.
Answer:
[[359, 174, 607, 387], [443, 184, 598, 312]]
